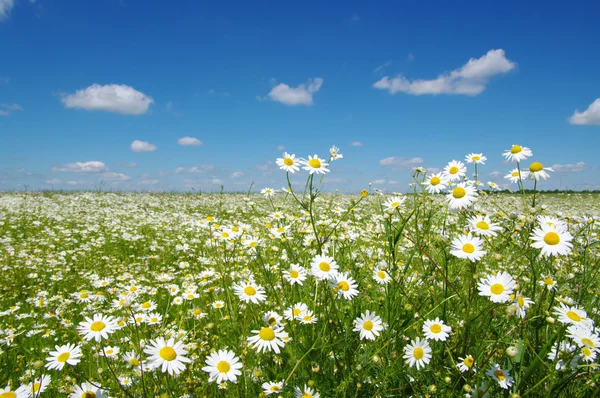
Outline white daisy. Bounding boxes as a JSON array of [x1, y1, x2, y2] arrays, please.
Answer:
[[504, 168, 529, 184], [329, 145, 343, 160], [502, 145, 533, 162], [446, 183, 478, 210], [465, 153, 487, 164], [423, 173, 448, 194], [262, 380, 284, 395], [283, 264, 307, 285], [144, 337, 191, 376], [301, 155, 330, 175], [294, 384, 320, 398], [487, 364, 514, 389], [45, 343, 82, 371], [477, 272, 516, 303], [332, 272, 359, 300], [201, 349, 243, 384], [512, 294, 534, 319], [403, 337, 432, 370], [70, 382, 108, 398], [233, 282, 267, 304], [468, 215, 503, 237], [422, 318, 452, 341], [276, 152, 300, 173], [77, 314, 119, 342], [383, 195, 406, 212], [443, 160, 467, 181], [528, 161, 553, 180], [353, 311, 384, 341], [247, 326, 288, 354], [310, 254, 339, 281], [554, 303, 594, 328], [457, 355, 475, 373], [450, 234, 486, 262], [284, 302, 309, 321], [372, 269, 391, 285], [530, 224, 573, 257]]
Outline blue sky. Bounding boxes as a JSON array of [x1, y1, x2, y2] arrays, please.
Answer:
[[1, 0, 599, 192]]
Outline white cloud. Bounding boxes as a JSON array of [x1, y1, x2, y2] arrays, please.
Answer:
[[488, 171, 504, 177], [45, 179, 62, 184], [231, 172, 244, 178], [61, 84, 154, 115], [0, 0, 14, 20], [52, 161, 107, 173], [130, 140, 156, 152], [379, 156, 424, 168], [177, 136, 203, 146], [374, 61, 391, 73], [371, 179, 386, 184], [140, 179, 160, 185], [268, 78, 323, 106], [209, 178, 223, 185], [0, 103, 23, 116], [175, 165, 214, 174], [569, 99, 600, 125], [276, 145, 285, 151], [351, 141, 364, 147], [100, 172, 131, 181], [551, 162, 589, 173], [373, 49, 515, 96]]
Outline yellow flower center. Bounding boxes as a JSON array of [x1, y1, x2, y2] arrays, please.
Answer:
[[472, 155, 481, 161], [159, 346, 177, 361], [82, 393, 96, 398], [462, 243, 475, 254], [566, 311, 581, 322], [90, 321, 106, 332], [476, 221, 489, 230], [259, 327, 276, 341], [309, 158, 321, 169], [57, 352, 70, 362], [31, 383, 41, 393], [338, 281, 350, 291], [284, 157, 294, 166], [510, 145, 522, 154], [529, 162, 544, 172], [583, 347, 592, 357], [290, 270, 299, 278], [413, 347, 424, 360], [543, 232, 560, 245], [544, 277, 554, 285], [244, 286, 256, 296], [582, 338, 594, 347], [301, 394, 313, 398], [129, 358, 140, 366], [221, 232, 229, 238], [217, 360, 230, 373], [464, 357, 474, 368], [494, 369, 505, 381], [452, 187, 466, 199], [363, 320, 374, 331], [449, 166, 459, 174], [319, 262, 330, 272], [206, 216, 214, 221], [303, 315, 312, 322], [293, 308, 302, 316], [511, 171, 520, 177], [429, 324, 442, 334], [517, 296, 525, 307], [0, 392, 17, 398], [390, 201, 401, 207], [430, 176, 441, 186], [80, 293, 89, 299], [270, 386, 281, 392], [490, 283, 505, 295], [377, 271, 386, 279], [142, 302, 151, 309], [277, 227, 285, 233]]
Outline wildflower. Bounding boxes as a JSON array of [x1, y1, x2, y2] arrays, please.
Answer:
[[383, 195, 406, 212], [423, 173, 448, 194], [233, 282, 267, 304], [284, 303, 308, 321], [144, 337, 191, 376], [294, 384, 320, 398], [443, 160, 467, 181], [247, 326, 289, 353], [477, 272, 516, 303], [504, 168, 529, 183], [45, 343, 82, 371], [422, 318, 452, 341], [25, 375, 51, 396], [465, 153, 487, 164], [329, 145, 343, 160], [503, 145, 533, 162], [512, 294, 534, 319], [299, 310, 317, 325], [77, 314, 119, 342], [353, 311, 384, 340], [457, 355, 475, 372], [468, 215, 502, 237], [202, 349, 243, 384], [70, 382, 108, 398], [301, 155, 329, 175], [528, 161, 553, 180], [332, 272, 359, 300], [283, 264, 307, 285], [539, 274, 557, 291], [450, 234, 486, 262], [373, 269, 391, 284], [554, 303, 594, 328], [530, 224, 573, 257], [310, 254, 339, 281], [446, 183, 478, 210], [487, 364, 514, 389], [261, 188, 277, 198], [403, 337, 432, 369], [262, 380, 284, 395], [567, 325, 600, 352], [276, 152, 300, 173]]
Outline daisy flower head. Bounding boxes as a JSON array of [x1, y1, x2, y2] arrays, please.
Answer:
[[261, 188, 277, 198], [513, 294, 534, 319], [1, 385, 28, 398], [383, 195, 406, 212], [301, 155, 329, 175], [263, 311, 284, 328], [446, 183, 478, 210], [373, 268, 391, 285], [295, 384, 320, 398], [145, 337, 191, 376], [263, 380, 284, 395], [423, 318, 452, 341], [503, 144, 533, 162], [298, 310, 317, 325], [26, 375, 51, 397], [77, 314, 119, 342], [443, 160, 467, 181], [539, 274, 557, 291], [247, 325, 288, 354], [450, 234, 487, 262], [554, 303, 594, 328], [310, 254, 339, 281], [233, 282, 267, 304], [70, 382, 108, 398], [567, 324, 600, 351], [276, 152, 300, 173], [468, 215, 503, 237], [487, 181, 501, 190], [202, 349, 243, 384], [45, 343, 82, 371], [504, 168, 529, 184], [283, 264, 307, 285], [284, 302, 308, 321], [465, 153, 487, 164], [332, 272, 359, 300], [477, 272, 516, 303], [487, 364, 514, 389], [530, 224, 573, 257], [353, 311, 384, 341], [423, 173, 448, 194], [329, 145, 343, 160], [528, 161, 553, 180], [403, 337, 432, 370], [457, 355, 475, 373]]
